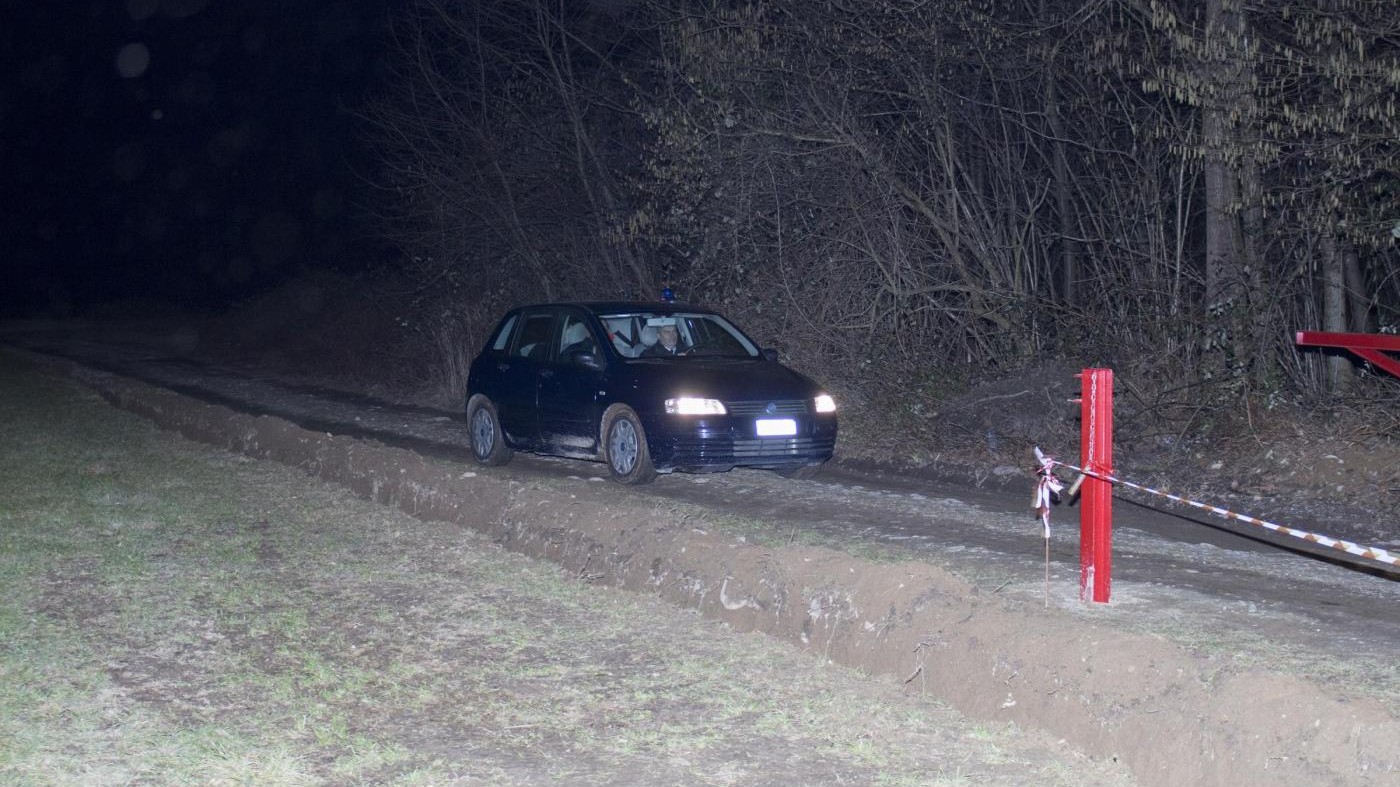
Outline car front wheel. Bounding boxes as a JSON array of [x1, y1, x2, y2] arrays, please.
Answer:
[[602, 405, 656, 485], [466, 395, 513, 466]]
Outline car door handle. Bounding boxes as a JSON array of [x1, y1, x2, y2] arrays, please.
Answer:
[[497, 362, 511, 372], [539, 368, 555, 379]]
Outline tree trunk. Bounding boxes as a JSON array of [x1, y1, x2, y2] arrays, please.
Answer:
[[1049, 88, 1076, 307], [1041, 0, 1076, 306], [1342, 243, 1372, 334], [1201, 0, 1246, 378], [1320, 231, 1353, 391], [1238, 152, 1267, 385]]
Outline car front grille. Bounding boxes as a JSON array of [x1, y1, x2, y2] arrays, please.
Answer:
[[663, 435, 836, 465], [725, 399, 809, 416], [729, 437, 829, 458]]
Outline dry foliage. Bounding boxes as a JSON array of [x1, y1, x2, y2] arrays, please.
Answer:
[[361, 0, 1400, 438]]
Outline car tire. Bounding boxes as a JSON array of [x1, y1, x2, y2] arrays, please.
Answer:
[[466, 395, 513, 466], [776, 463, 823, 480], [601, 405, 657, 485]]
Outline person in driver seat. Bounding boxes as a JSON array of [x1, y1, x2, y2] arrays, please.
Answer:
[[642, 321, 685, 357]]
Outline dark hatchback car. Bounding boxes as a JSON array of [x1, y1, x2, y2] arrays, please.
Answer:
[[465, 301, 837, 484]]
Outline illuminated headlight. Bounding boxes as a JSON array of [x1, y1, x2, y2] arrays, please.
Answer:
[[666, 397, 727, 415], [814, 394, 837, 413]]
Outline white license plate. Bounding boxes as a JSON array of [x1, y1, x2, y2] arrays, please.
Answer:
[[755, 418, 797, 437]]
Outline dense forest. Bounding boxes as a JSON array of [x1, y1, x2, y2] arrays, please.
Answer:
[[365, 0, 1398, 423]]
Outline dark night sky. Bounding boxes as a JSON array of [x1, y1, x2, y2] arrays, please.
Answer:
[[2, 0, 400, 316]]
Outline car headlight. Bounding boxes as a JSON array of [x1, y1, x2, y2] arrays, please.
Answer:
[[814, 394, 837, 413], [665, 397, 727, 415]]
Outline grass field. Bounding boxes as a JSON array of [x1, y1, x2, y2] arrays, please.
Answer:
[[0, 353, 1134, 786]]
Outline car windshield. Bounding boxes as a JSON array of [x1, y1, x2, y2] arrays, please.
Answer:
[[598, 311, 759, 359]]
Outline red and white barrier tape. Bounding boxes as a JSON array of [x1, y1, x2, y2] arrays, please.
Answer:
[[1037, 451, 1398, 570], [1032, 447, 1063, 538]]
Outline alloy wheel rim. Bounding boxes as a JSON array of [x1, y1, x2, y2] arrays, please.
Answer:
[[610, 419, 637, 475], [471, 409, 494, 457]]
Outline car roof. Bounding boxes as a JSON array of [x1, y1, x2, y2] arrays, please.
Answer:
[[518, 301, 717, 316]]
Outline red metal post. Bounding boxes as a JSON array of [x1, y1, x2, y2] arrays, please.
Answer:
[[1078, 369, 1113, 603]]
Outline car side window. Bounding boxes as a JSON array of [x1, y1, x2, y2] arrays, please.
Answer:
[[558, 313, 599, 364], [489, 314, 518, 352], [511, 312, 556, 360], [604, 317, 639, 357], [685, 317, 747, 355]]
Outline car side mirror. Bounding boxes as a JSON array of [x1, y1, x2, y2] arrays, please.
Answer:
[[571, 351, 603, 369], [761, 348, 780, 363]]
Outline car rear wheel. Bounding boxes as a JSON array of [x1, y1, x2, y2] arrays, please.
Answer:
[[602, 406, 656, 485], [466, 396, 513, 466]]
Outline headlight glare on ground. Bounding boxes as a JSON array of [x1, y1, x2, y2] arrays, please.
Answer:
[[666, 397, 727, 415], [814, 394, 837, 413]]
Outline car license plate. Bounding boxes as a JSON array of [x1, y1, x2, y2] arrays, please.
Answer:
[[755, 418, 797, 437]]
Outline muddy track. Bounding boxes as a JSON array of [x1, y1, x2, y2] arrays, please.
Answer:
[[7, 342, 1400, 786]]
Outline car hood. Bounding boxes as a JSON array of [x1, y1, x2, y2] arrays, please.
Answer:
[[620, 358, 822, 402]]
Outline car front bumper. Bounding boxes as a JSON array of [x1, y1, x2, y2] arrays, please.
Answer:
[[641, 413, 837, 471]]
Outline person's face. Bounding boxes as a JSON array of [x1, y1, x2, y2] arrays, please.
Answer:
[[659, 326, 678, 347]]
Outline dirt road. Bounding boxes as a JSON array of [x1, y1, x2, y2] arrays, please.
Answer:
[[8, 323, 1397, 658]]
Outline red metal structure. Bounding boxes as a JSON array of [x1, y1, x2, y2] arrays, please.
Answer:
[[1044, 341, 1391, 605], [1076, 369, 1113, 603], [1295, 331, 1400, 380]]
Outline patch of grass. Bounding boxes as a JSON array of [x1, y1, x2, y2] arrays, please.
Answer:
[[0, 353, 1134, 786]]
